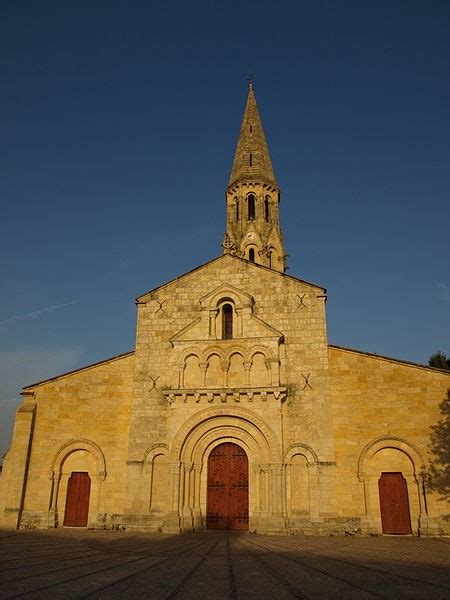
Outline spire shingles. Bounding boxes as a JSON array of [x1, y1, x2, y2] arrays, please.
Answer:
[[228, 84, 277, 188]]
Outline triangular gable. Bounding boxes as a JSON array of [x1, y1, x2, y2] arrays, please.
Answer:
[[136, 254, 326, 302]]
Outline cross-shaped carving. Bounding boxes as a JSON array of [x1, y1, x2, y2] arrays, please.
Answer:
[[297, 294, 307, 309], [301, 372, 312, 390], [149, 375, 160, 391], [154, 299, 166, 314]]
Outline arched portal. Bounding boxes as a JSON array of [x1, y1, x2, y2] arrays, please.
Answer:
[[207, 442, 248, 530], [165, 406, 284, 534], [358, 436, 426, 535]]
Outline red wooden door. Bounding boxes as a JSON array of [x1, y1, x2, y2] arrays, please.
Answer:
[[63, 472, 91, 527], [207, 443, 248, 530], [378, 472, 412, 534]]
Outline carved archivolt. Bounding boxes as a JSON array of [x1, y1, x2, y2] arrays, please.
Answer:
[[171, 405, 281, 463], [284, 443, 319, 465], [143, 443, 169, 464], [357, 435, 426, 480], [50, 438, 106, 480], [198, 282, 254, 311]]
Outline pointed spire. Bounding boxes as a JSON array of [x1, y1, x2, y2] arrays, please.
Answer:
[[228, 83, 277, 188]]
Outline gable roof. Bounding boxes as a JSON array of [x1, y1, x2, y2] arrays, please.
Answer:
[[329, 343, 450, 374], [22, 350, 135, 390], [135, 253, 326, 302]]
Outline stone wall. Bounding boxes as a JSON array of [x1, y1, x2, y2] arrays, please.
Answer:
[[0, 352, 134, 529], [328, 345, 450, 534]]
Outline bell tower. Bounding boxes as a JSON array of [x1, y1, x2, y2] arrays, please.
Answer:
[[222, 83, 286, 272]]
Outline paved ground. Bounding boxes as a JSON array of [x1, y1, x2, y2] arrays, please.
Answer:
[[0, 529, 449, 599]]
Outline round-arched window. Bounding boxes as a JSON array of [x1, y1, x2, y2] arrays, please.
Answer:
[[264, 196, 270, 222], [247, 194, 255, 220], [222, 304, 233, 339]]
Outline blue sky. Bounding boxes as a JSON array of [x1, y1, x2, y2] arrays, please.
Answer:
[[1, 1, 449, 457]]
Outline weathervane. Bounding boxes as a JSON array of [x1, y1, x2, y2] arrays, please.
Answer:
[[247, 72, 255, 86]]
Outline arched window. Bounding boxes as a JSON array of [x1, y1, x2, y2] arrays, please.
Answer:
[[268, 250, 272, 268], [222, 304, 233, 339], [236, 200, 239, 221], [248, 194, 255, 220], [249, 248, 255, 262], [264, 196, 270, 222], [249, 153, 253, 166]]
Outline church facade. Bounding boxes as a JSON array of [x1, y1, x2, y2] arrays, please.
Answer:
[[1, 85, 449, 536]]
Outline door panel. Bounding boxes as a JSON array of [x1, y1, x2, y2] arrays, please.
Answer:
[[207, 443, 248, 530], [63, 472, 91, 527], [378, 472, 412, 534]]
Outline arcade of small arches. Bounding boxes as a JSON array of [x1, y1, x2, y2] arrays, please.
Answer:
[[175, 345, 280, 389]]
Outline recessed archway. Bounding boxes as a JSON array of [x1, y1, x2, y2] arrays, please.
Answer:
[[166, 406, 282, 533]]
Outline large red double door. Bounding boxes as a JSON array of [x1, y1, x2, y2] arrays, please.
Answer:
[[207, 443, 249, 530]]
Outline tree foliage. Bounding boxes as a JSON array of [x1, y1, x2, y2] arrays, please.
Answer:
[[428, 390, 450, 507], [428, 351, 450, 370]]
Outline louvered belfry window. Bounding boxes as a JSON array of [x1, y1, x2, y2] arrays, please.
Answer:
[[248, 194, 255, 220]]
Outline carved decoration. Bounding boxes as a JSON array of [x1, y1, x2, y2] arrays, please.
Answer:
[[301, 373, 312, 390], [154, 299, 167, 314], [297, 294, 308, 310], [221, 233, 237, 254], [161, 386, 287, 405], [149, 375, 160, 392]]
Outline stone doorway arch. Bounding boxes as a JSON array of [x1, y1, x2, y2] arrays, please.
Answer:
[[358, 436, 427, 535], [164, 406, 285, 534]]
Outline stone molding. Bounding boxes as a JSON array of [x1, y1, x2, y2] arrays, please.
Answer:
[[170, 404, 281, 462], [162, 386, 287, 405], [357, 435, 426, 481], [50, 438, 107, 480]]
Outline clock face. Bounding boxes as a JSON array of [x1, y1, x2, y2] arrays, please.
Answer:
[[247, 232, 255, 240]]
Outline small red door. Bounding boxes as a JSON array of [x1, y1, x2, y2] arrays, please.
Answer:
[[207, 443, 248, 530], [63, 472, 91, 527], [378, 472, 412, 534]]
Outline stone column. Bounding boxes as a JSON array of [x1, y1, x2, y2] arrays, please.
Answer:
[[268, 463, 286, 534], [285, 463, 292, 517], [259, 464, 270, 513], [252, 464, 261, 516], [221, 361, 229, 387], [95, 471, 106, 527], [181, 462, 193, 532], [163, 460, 182, 533], [266, 358, 280, 386], [47, 471, 62, 528], [177, 365, 185, 389], [235, 308, 243, 337], [192, 463, 203, 531], [209, 309, 218, 339], [307, 463, 320, 521], [244, 362, 251, 386], [199, 363, 208, 388]]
